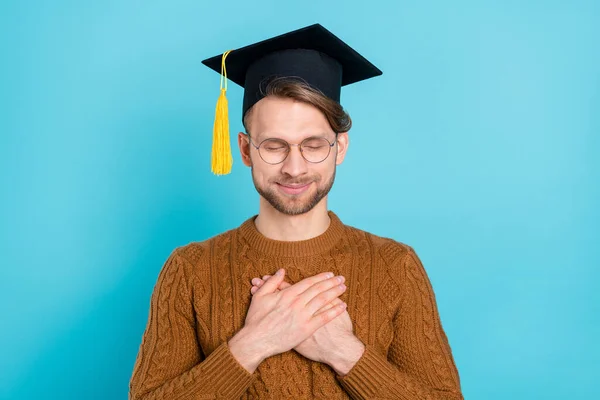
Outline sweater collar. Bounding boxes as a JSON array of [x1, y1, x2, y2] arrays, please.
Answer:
[[238, 210, 346, 257]]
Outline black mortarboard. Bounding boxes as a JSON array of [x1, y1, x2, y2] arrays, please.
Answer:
[[202, 23, 382, 175]]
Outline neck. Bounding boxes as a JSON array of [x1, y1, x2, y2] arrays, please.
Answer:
[[254, 197, 331, 241]]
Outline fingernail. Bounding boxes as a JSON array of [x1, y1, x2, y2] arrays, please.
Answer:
[[327, 272, 334, 278], [276, 268, 283, 276]]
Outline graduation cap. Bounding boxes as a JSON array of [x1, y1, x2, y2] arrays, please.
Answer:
[[202, 23, 382, 175]]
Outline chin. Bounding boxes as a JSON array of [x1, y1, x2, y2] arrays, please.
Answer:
[[264, 189, 319, 216], [275, 196, 316, 214], [276, 205, 317, 216]]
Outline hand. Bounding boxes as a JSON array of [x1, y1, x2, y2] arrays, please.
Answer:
[[228, 269, 348, 373], [250, 274, 365, 375]]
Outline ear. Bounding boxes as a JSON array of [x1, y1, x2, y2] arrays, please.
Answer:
[[238, 132, 252, 167], [334, 132, 349, 166]]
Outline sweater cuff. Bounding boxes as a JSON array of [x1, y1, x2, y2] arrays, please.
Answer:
[[198, 342, 256, 398], [337, 344, 397, 399]]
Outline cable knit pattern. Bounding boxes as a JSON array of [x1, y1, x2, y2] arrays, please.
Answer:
[[129, 211, 463, 399]]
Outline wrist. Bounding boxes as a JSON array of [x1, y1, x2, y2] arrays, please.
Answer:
[[327, 335, 365, 377], [228, 327, 267, 374]]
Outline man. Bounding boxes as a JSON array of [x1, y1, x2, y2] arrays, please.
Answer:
[[129, 24, 463, 399]]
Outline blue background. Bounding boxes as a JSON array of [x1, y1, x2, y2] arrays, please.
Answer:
[[1, 1, 598, 399]]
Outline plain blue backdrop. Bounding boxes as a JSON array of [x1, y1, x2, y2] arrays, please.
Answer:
[[1, 0, 598, 399]]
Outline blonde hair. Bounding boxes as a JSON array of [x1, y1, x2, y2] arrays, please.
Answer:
[[243, 77, 352, 134]]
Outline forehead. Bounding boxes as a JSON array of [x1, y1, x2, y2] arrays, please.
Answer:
[[249, 97, 334, 141]]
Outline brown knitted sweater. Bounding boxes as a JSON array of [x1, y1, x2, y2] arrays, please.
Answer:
[[129, 211, 463, 399]]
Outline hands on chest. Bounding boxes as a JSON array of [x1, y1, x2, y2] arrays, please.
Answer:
[[228, 269, 365, 376]]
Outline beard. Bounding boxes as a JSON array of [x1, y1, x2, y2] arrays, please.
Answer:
[[252, 167, 336, 216]]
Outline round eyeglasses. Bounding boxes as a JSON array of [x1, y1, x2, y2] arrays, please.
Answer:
[[247, 135, 336, 165]]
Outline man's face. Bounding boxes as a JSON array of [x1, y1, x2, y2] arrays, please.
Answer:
[[239, 96, 349, 216]]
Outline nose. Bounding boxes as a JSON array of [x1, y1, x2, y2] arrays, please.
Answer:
[[280, 144, 308, 178]]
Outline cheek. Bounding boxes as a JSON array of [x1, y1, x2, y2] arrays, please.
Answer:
[[252, 164, 279, 183], [316, 160, 335, 177]]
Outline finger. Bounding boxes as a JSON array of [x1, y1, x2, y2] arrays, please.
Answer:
[[315, 297, 344, 314], [251, 282, 285, 296], [251, 278, 262, 286], [251, 279, 291, 296], [255, 268, 285, 296], [280, 271, 335, 298], [314, 299, 346, 317], [279, 281, 292, 290], [259, 276, 288, 290], [253, 279, 288, 288], [304, 281, 347, 315], [298, 275, 345, 306], [308, 301, 347, 331]]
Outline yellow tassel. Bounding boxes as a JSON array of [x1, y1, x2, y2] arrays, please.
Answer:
[[211, 50, 233, 175]]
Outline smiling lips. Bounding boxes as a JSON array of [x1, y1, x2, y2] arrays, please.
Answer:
[[277, 182, 312, 195]]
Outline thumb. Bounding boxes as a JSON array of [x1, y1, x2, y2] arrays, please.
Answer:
[[255, 268, 285, 296]]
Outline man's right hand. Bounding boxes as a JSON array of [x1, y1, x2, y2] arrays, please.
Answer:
[[228, 268, 347, 373]]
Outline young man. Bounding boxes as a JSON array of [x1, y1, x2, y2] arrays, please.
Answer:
[[129, 24, 463, 400]]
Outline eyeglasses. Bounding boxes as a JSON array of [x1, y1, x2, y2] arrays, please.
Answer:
[[246, 135, 337, 165]]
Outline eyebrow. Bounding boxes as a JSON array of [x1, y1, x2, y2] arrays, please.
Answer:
[[254, 132, 333, 142]]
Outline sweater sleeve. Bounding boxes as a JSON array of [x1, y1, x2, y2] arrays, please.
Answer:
[[129, 249, 256, 400], [337, 247, 463, 400]]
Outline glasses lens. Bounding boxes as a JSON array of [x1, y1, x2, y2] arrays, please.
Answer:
[[259, 138, 289, 164], [301, 138, 332, 163]]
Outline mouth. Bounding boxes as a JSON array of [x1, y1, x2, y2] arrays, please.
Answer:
[[276, 182, 312, 195]]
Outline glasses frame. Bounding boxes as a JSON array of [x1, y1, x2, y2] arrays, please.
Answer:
[[246, 134, 337, 165]]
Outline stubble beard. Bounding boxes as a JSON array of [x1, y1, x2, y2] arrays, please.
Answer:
[[252, 167, 336, 216]]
